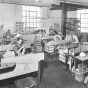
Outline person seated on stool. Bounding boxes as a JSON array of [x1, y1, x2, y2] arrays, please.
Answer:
[[13, 38, 25, 56], [3, 29, 14, 44], [3, 29, 13, 38], [70, 31, 79, 44], [65, 31, 79, 44]]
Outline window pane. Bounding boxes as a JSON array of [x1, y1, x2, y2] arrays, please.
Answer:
[[26, 6, 29, 11], [81, 19, 85, 23], [81, 28, 85, 32], [30, 6, 34, 11], [84, 19, 86, 24], [83, 24, 86, 27], [77, 10, 81, 13], [34, 12, 36, 17], [37, 19, 41, 22], [26, 11, 30, 16], [30, 19, 34, 22], [27, 23, 29, 27], [27, 17, 29, 22], [37, 23, 40, 27], [85, 14, 88, 18], [30, 12, 34, 18], [87, 28, 88, 32], [22, 11, 26, 16], [81, 24, 84, 27], [23, 23, 25, 28], [86, 24, 88, 28], [77, 14, 80, 18], [22, 17, 25, 22], [81, 14, 85, 18], [85, 28, 88, 32], [34, 19, 36, 22], [23, 5, 25, 10], [86, 9, 88, 13], [81, 10, 85, 13], [34, 23, 36, 27], [37, 7, 40, 11], [30, 23, 34, 27], [33, 6, 36, 11], [85, 19, 87, 23], [37, 12, 41, 17]]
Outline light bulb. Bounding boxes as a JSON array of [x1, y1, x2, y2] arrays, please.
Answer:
[[36, 0, 41, 2]]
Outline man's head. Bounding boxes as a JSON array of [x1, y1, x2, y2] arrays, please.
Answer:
[[70, 31, 75, 35], [7, 29, 10, 34], [17, 38, 23, 45]]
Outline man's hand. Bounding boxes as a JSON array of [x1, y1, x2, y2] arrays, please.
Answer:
[[21, 46, 25, 49]]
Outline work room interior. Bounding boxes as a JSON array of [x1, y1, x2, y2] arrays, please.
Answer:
[[0, 0, 88, 88]]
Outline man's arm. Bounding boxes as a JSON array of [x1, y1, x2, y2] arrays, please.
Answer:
[[74, 35, 79, 43]]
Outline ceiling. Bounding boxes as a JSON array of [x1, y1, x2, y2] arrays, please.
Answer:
[[0, 0, 54, 6], [0, 0, 88, 8], [51, 2, 88, 11], [51, 0, 88, 11]]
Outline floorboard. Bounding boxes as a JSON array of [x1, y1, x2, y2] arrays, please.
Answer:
[[0, 52, 87, 88]]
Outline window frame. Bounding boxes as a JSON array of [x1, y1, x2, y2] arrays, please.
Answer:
[[22, 5, 41, 30]]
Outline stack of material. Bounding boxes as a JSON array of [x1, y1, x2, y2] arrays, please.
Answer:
[[74, 70, 84, 82], [59, 49, 68, 63], [15, 77, 37, 88], [44, 42, 55, 54], [34, 37, 42, 53]]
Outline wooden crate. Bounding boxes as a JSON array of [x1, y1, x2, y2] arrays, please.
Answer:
[[44, 44, 55, 53], [59, 49, 66, 63]]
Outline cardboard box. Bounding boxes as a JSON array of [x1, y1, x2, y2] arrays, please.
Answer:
[[75, 70, 84, 82], [35, 46, 42, 53], [15, 77, 37, 88], [75, 74, 84, 82]]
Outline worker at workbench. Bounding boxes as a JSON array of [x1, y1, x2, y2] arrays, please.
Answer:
[[70, 31, 79, 44], [54, 31, 62, 41], [13, 38, 25, 56], [3, 29, 13, 39], [3, 29, 14, 44], [65, 30, 79, 44]]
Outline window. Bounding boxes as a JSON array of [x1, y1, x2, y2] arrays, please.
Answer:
[[77, 9, 88, 32], [22, 5, 41, 30]]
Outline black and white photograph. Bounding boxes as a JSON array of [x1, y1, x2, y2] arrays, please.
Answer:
[[0, 0, 88, 88]]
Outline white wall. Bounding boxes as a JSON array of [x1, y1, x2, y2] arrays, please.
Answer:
[[0, 3, 22, 33], [41, 7, 62, 34], [0, 3, 77, 35], [67, 11, 77, 18], [41, 7, 77, 34]]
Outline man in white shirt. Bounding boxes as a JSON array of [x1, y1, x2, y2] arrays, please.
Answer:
[[70, 31, 79, 44], [54, 32, 62, 41], [65, 31, 71, 43], [65, 31, 79, 44]]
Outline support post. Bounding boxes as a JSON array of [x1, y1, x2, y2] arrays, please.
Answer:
[[61, 3, 67, 38]]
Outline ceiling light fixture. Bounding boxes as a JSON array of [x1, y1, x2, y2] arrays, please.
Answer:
[[36, 0, 41, 2]]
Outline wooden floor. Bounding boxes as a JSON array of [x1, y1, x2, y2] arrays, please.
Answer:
[[0, 52, 87, 88]]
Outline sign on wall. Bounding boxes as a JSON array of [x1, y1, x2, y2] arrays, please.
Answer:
[[54, 23, 60, 33]]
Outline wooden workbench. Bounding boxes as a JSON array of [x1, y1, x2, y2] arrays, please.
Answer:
[[0, 53, 44, 80], [0, 43, 31, 51]]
